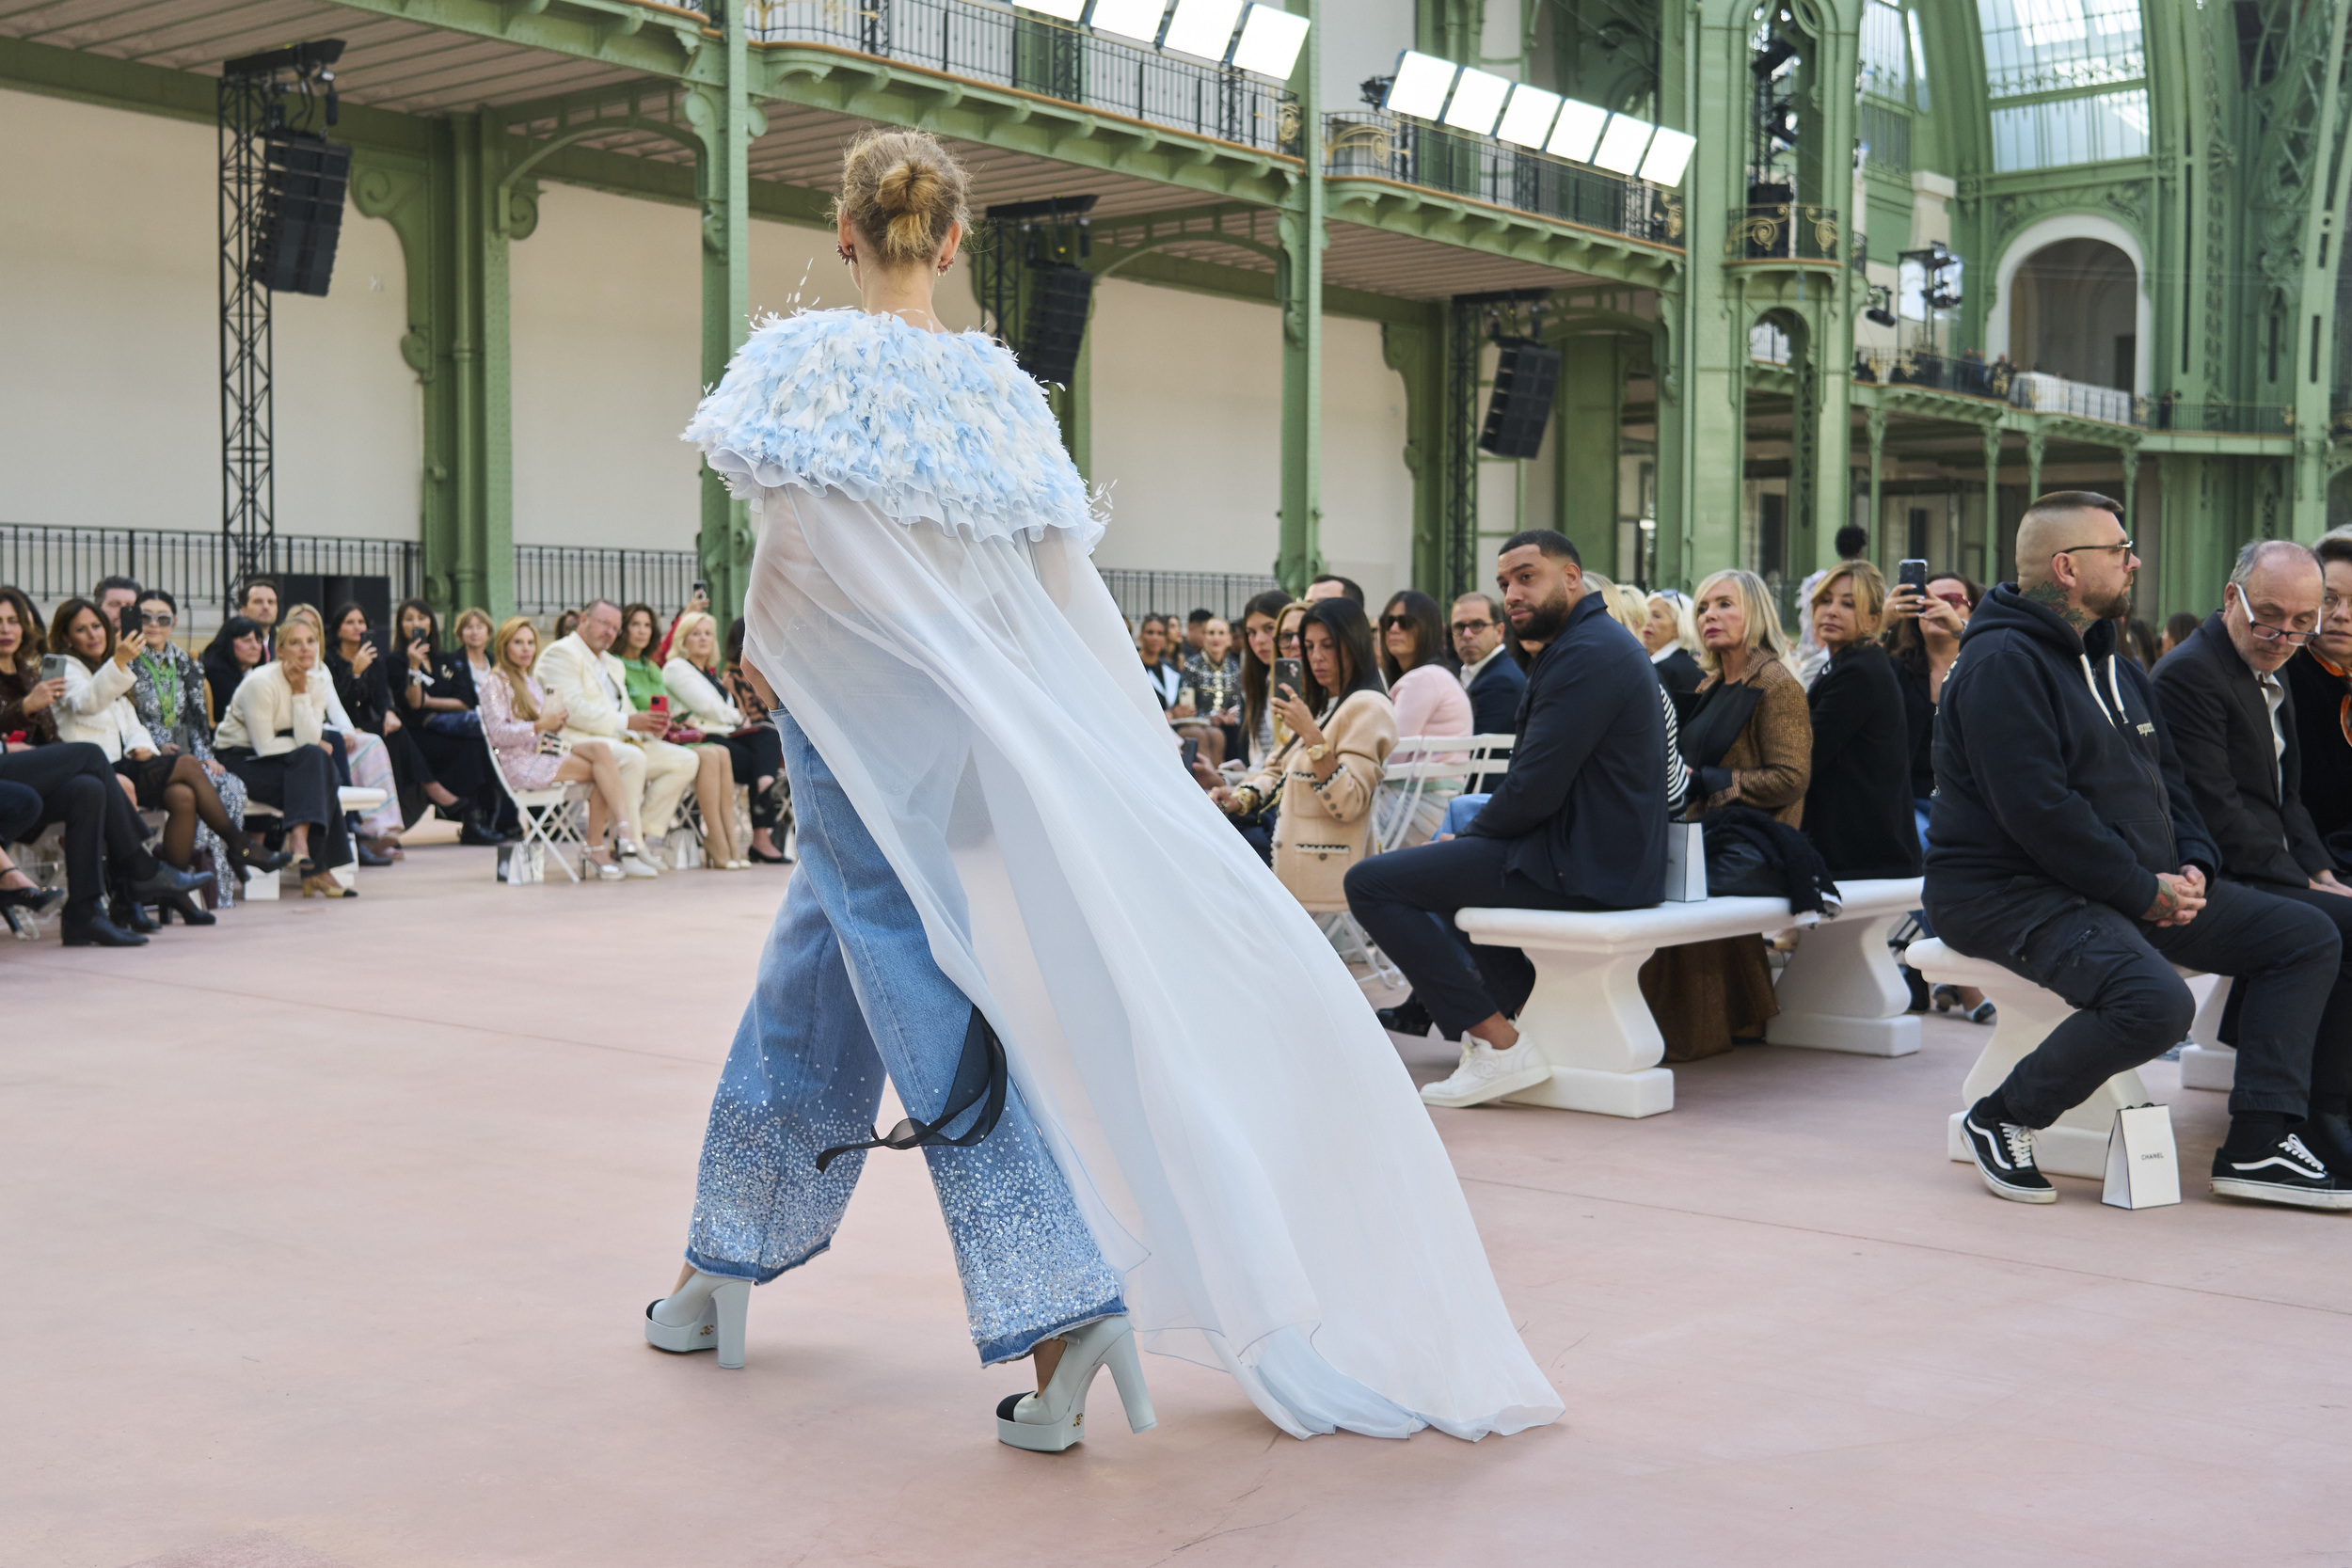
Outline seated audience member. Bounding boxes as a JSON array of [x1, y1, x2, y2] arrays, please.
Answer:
[[481, 615, 644, 880], [0, 739, 211, 945], [1136, 614, 1184, 711], [0, 781, 70, 935], [1345, 531, 1667, 1107], [1376, 590, 1474, 847], [1176, 614, 1244, 766], [1598, 586, 1693, 816], [1883, 570, 1990, 1020], [129, 589, 255, 910], [2122, 617, 2162, 668], [648, 609, 751, 871], [0, 584, 63, 747], [2287, 534, 2352, 847], [51, 597, 258, 920], [1234, 590, 1297, 769], [234, 578, 280, 658], [390, 597, 491, 839], [1642, 568, 1813, 1061], [536, 598, 696, 873], [1799, 562, 1921, 879], [1214, 598, 1316, 855], [616, 603, 667, 713], [653, 583, 712, 663], [281, 605, 404, 853], [1179, 608, 1214, 666], [718, 617, 789, 863], [330, 600, 467, 837], [1451, 592, 1524, 795], [1790, 524, 1871, 689], [1933, 493, 2349, 1209], [1305, 574, 1365, 606], [200, 616, 268, 721], [213, 615, 357, 900], [1641, 589, 1706, 695], [2153, 540, 2352, 1174], [1214, 597, 1396, 910], [2160, 610, 2202, 660], [553, 607, 582, 642]]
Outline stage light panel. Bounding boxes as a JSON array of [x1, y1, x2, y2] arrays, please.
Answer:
[[1638, 126, 1696, 184], [1547, 98, 1608, 161], [1088, 0, 1167, 43], [1018, 0, 1088, 19], [1161, 0, 1244, 59], [1592, 113, 1655, 174], [1440, 68, 1511, 135], [1384, 50, 1456, 119], [1495, 84, 1563, 149], [1230, 5, 1310, 78]]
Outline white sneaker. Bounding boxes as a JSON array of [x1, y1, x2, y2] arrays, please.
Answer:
[[1419, 1039, 1550, 1108], [620, 853, 660, 879]]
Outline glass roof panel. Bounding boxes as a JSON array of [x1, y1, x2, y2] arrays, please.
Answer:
[[1860, 0, 1910, 99], [1989, 87, 2150, 169], [1978, 0, 2144, 98]]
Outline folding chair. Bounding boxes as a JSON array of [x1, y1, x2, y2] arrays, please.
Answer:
[[483, 729, 588, 883], [3, 823, 67, 941], [1374, 733, 1478, 856]]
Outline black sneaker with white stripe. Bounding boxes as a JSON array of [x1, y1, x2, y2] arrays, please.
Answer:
[[2210, 1132, 2352, 1210], [1960, 1098, 2057, 1204]]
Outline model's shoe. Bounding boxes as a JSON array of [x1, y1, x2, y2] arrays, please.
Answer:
[[125, 863, 214, 902], [1418, 1039, 1550, 1108], [995, 1315, 1156, 1453], [644, 1271, 752, 1368], [1376, 995, 1443, 1038], [1960, 1100, 2057, 1202], [1964, 1000, 1997, 1025], [62, 911, 148, 947], [155, 890, 215, 927], [2211, 1133, 2352, 1210]]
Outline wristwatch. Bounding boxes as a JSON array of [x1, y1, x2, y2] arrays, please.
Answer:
[[1307, 743, 1329, 761]]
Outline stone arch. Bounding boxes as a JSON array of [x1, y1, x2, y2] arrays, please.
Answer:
[[1984, 213, 2153, 395]]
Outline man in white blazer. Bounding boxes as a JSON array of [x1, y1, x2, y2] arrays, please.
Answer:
[[534, 599, 698, 873]]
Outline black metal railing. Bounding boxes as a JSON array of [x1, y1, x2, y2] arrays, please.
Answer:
[[511, 545, 703, 618], [745, 0, 1300, 153], [1098, 568, 1283, 626], [1852, 353, 2293, 434], [1726, 202, 1842, 261], [1321, 111, 1683, 246], [1853, 349, 2011, 399], [2134, 392, 2293, 436], [0, 524, 420, 633]]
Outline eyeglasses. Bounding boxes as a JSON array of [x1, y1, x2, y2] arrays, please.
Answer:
[[1379, 613, 1414, 629], [141, 611, 174, 626], [2233, 585, 2316, 645], [1451, 619, 1494, 634], [2054, 538, 2135, 558]]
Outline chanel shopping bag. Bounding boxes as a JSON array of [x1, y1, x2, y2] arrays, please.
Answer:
[[1662, 821, 1708, 903], [2102, 1102, 2181, 1210], [497, 842, 545, 885]]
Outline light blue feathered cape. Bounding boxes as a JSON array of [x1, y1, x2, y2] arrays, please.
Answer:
[[682, 308, 1104, 552]]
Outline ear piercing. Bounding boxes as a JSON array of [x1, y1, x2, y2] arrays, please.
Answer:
[[837, 244, 855, 265]]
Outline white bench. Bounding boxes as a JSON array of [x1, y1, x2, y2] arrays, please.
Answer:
[[1907, 938, 2232, 1180], [1453, 877, 1925, 1118]]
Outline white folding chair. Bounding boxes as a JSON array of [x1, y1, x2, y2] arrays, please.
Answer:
[[1375, 734, 1477, 855], [3, 823, 67, 940], [483, 729, 588, 883]]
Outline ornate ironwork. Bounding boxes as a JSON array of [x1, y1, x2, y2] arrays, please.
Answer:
[[1725, 202, 1841, 261]]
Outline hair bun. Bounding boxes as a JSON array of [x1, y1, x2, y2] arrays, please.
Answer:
[[835, 129, 971, 267], [875, 157, 940, 214]]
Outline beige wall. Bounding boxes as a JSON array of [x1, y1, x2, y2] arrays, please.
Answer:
[[0, 87, 417, 539]]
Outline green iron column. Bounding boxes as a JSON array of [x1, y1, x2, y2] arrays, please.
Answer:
[[1982, 427, 2002, 582], [1658, 0, 1742, 588], [692, 2, 756, 624], [2025, 428, 2045, 509], [1381, 306, 1447, 594], [1275, 0, 1324, 594], [474, 108, 519, 617], [1864, 404, 1886, 560], [1554, 333, 1622, 569]]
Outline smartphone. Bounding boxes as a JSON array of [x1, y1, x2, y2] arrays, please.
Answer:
[[650, 694, 669, 714], [117, 603, 141, 641], [1898, 559, 1930, 597], [40, 654, 72, 685], [691, 579, 709, 598], [1274, 657, 1304, 701], [1180, 736, 1200, 772]]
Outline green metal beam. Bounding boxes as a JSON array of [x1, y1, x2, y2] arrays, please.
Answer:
[[1275, 0, 1323, 594], [692, 0, 755, 625]]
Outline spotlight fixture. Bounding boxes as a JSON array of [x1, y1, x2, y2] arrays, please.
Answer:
[[1865, 285, 1898, 328], [1161, 0, 1244, 59], [1495, 83, 1564, 149], [1384, 50, 1457, 119], [1546, 99, 1608, 161], [1359, 74, 1394, 108], [1229, 4, 1309, 78], [1591, 114, 1655, 175], [1637, 126, 1696, 184], [1440, 68, 1512, 135], [1017, 0, 1088, 19], [1752, 36, 1798, 75], [1088, 0, 1167, 44]]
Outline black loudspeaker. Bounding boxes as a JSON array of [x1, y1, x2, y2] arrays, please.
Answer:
[[1017, 261, 1094, 387], [253, 133, 352, 297], [1478, 338, 1562, 460]]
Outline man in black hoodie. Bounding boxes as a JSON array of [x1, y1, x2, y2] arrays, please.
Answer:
[[1930, 492, 2349, 1209]]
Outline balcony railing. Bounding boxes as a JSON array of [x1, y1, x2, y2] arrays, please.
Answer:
[[1322, 111, 1683, 247], [1726, 202, 1842, 262], [1852, 353, 2292, 434], [512, 546, 702, 619], [744, 0, 1299, 153], [1098, 568, 1283, 626]]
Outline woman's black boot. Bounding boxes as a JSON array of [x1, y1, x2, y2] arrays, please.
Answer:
[[157, 890, 216, 927], [109, 886, 160, 934]]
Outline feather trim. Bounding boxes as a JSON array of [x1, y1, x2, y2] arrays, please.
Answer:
[[682, 307, 1105, 551]]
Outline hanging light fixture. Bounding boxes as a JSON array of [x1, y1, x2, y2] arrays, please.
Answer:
[[1160, 0, 1244, 59], [1546, 99, 1609, 161], [1495, 84, 1564, 150], [1383, 50, 1457, 119], [1229, 4, 1310, 77], [1439, 68, 1512, 135], [1638, 126, 1696, 184], [1591, 113, 1656, 174], [1088, 0, 1167, 44]]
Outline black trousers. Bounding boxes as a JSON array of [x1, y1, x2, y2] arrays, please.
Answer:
[[0, 742, 160, 915], [1344, 835, 1607, 1036], [711, 728, 785, 828], [220, 745, 352, 869], [0, 781, 41, 844], [2229, 879, 2352, 1105], [1930, 875, 2342, 1124]]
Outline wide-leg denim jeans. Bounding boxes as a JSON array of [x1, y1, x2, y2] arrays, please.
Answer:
[[683, 715, 1126, 1366]]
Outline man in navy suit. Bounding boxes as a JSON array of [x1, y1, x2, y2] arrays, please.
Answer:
[[1452, 592, 1526, 741]]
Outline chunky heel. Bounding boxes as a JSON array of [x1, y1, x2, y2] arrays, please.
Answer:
[[995, 1315, 1154, 1452], [711, 1280, 750, 1369], [644, 1270, 750, 1367], [1101, 1323, 1156, 1433]]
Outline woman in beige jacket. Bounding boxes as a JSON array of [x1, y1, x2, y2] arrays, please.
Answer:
[[214, 617, 355, 897], [1213, 598, 1398, 909]]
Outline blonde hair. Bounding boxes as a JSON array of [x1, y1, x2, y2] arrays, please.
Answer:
[[1692, 568, 1794, 673], [453, 607, 494, 645], [282, 604, 323, 638], [836, 128, 970, 268], [492, 615, 543, 721], [1646, 590, 1700, 655], [1808, 559, 1890, 636], [276, 615, 320, 658], [670, 610, 720, 666], [1602, 584, 1650, 637]]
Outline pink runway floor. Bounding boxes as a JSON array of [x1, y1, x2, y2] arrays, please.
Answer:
[[5, 832, 2347, 1567]]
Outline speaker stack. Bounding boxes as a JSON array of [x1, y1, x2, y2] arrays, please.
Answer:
[[1478, 337, 1562, 460], [1017, 261, 1095, 387], [252, 132, 353, 297]]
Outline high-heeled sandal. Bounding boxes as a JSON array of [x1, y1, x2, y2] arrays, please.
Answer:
[[0, 883, 68, 920], [644, 1271, 752, 1369], [996, 1315, 1156, 1453]]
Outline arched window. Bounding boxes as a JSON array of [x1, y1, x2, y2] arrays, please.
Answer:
[[1978, 0, 2148, 170]]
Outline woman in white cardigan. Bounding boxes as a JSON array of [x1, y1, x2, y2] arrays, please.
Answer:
[[50, 597, 266, 909], [214, 616, 355, 898], [659, 610, 760, 868]]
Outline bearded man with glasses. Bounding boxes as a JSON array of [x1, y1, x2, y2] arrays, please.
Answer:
[[1931, 493, 2352, 1210]]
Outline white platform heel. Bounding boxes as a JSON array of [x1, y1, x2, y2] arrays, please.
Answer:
[[644, 1271, 751, 1369], [995, 1315, 1156, 1452]]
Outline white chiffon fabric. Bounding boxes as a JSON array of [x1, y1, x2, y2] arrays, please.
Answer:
[[694, 311, 1560, 1442]]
